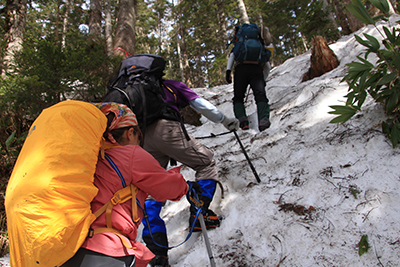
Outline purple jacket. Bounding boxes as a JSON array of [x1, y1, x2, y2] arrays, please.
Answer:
[[162, 80, 199, 114]]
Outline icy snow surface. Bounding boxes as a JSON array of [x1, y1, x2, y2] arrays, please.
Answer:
[[1, 15, 399, 267]]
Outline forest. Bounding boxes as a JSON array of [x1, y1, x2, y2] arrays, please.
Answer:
[[0, 0, 399, 256]]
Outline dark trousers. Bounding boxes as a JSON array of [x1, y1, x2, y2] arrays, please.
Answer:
[[233, 64, 268, 104], [233, 63, 270, 120], [61, 248, 135, 267]]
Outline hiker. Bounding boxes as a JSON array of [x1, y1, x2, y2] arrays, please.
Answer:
[[61, 102, 199, 267], [141, 79, 239, 267], [225, 23, 272, 132]]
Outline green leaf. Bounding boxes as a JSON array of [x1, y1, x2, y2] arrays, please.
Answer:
[[377, 72, 398, 85], [347, 0, 375, 25], [355, 34, 372, 48], [383, 26, 395, 44], [328, 105, 358, 123], [386, 91, 400, 114], [369, 0, 390, 14], [347, 62, 373, 72], [5, 131, 16, 151], [10, 150, 20, 157], [358, 235, 370, 256], [391, 125, 400, 148], [372, 14, 386, 22], [394, 55, 400, 70], [363, 33, 380, 51]]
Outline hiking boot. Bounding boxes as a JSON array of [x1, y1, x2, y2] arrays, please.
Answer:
[[240, 120, 249, 130], [149, 255, 170, 267], [189, 210, 221, 232], [238, 117, 249, 130], [258, 118, 271, 132]]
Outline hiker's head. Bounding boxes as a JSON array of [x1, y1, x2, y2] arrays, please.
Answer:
[[94, 102, 142, 145]]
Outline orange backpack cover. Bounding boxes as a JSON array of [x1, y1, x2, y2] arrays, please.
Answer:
[[5, 100, 107, 267]]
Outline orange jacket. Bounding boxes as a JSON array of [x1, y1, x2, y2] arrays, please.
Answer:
[[82, 145, 188, 267]]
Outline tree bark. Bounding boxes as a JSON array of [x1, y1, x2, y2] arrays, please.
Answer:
[[104, 0, 113, 56], [89, 0, 102, 38], [216, 0, 228, 53], [61, 0, 72, 49], [179, 25, 192, 87], [343, 0, 364, 32], [236, 0, 249, 24], [332, 0, 352, 35], [114, 0, 136, 57], [321, 0, 340, 37], [2, 0, 27, 76], [176, 30, 184, 82], [302, 36, 340, 82], [258, 13, 273, 45]]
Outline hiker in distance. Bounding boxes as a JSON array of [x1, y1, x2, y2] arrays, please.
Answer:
[[61, 102, 200, 267], [226, 23, 273, 132], [140, 79, 239, 267]]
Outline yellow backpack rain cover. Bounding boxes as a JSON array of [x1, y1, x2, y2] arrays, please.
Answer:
[[5, 100, 107, 267]]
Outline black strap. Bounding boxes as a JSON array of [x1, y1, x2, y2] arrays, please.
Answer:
[[138, 80, 147, 147]]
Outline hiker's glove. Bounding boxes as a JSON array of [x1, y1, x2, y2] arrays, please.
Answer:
[[222, 116, 239, 131], [226, 70, 232, 84]]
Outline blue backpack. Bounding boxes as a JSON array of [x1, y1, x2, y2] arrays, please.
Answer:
[[232, 23, 271, 63]]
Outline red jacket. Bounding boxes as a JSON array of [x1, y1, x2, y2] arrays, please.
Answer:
[[82, 144, 188, 267]]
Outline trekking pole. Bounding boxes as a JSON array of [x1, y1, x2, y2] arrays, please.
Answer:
[[199, 215, 216, 267], [233, 130, 261, 183], [187, 185, 216, 267]]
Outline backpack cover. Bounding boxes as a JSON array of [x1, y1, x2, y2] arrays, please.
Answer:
[[104, 54, 178, 129], [5, 100, 107, 267], [232, 23, 271, 63]]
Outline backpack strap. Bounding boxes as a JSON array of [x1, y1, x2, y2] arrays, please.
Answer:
[[162, 83, 191, 141], [88, 153, 140, 250]]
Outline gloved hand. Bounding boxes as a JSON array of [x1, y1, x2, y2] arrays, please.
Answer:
[[225, 70, 232, 84], [222, 116, 239, 131]]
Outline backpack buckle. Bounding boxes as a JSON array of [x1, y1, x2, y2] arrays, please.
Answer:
[[111, 194, 121, 205], [88, 228, 94, 238]]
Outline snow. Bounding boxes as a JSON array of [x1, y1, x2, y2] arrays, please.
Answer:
[[2, 15, 400, 267]]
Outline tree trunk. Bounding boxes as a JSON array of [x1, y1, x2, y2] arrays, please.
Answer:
[[332, 0, 352, 35], [216, 0, 228, 53], [343, 0, 364, 32], [258, 13, 273, 45], [55, 0, 60, 44], [2, 0, 27, 76], [114, 0, 136, 57], [301, 33, 308, 52], [61, 0, 72, 49], [104, 0, 113, 56], [179, 26, 192, 87], [321, 0, 340, 37], [236, 0, 249, 24], [196, 55, 205, 88], [89, 0, 102, 38], [302, 36, 340, 82], [176, 30, 184, 82]]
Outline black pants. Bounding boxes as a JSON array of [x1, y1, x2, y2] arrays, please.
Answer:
[[61, 248, 135, 267], [233, 63, 268, 104]]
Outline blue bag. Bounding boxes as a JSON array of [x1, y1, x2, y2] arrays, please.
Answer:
[[232, 23, 271, 63]]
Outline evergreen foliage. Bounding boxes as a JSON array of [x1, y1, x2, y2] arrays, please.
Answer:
[[329, 0, 400, 148], [1, 0, 396, 179]]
